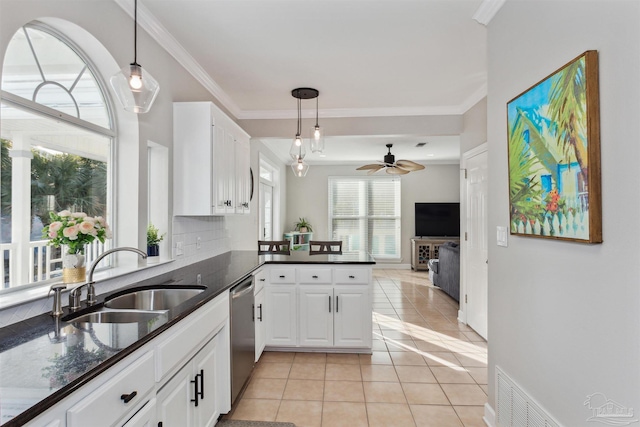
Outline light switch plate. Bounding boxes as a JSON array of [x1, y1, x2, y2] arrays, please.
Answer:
[[497, 226, 508, 247], [176, 241, 184, 256]]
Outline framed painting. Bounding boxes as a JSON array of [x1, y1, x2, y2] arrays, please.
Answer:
[[506, 50, 602, 243]]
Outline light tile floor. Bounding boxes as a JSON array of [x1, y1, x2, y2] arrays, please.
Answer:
[[226, 268, 487, 427]]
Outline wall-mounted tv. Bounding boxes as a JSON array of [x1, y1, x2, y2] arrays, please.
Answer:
[[415, 203, 460, 237]]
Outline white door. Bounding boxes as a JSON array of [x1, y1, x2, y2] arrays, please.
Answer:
[[333, 286, 371, 348], [259, 182, 273, 240], [156, 364, 193, 426], [193, 338, 219, 427], [464, 148, 489, 339], [254, 288, 266, 361], [265, 285, 297, 346], [299, 286, 333, 347]]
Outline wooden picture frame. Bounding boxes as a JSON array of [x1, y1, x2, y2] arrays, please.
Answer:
[[506, 50, 602, 243]]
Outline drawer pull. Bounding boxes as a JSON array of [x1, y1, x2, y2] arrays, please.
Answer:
[[120, 391, 137, 404], [259, 278, 266, 281], [336, 295, 339, 312], [279, 275, 285, 278], [329, 295, 331, 313], [312, 275, 319, 279], [258, 303, 263, 321], [349, 275, 355, 279]]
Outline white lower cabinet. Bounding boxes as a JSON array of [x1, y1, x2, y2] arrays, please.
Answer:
[[122, 398, 156, 427], [299, 285, 371, 348], [264, 265, 373, 351], [265, 285, 297, 347], [156, 334, 222, 427], [255, 287, 266, 361], [67, 351, 155, 427]]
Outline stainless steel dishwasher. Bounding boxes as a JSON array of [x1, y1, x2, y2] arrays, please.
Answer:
[[230, 276, 256, 404]]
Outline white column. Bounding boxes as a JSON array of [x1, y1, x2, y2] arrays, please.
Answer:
[[9, 133, 33, 286]]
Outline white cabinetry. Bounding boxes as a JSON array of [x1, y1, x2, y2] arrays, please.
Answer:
[[67, 351, 155, 427], [263, 265, 372, 351], [254, 269, 266, 361], [122, 399, 156, 427], [156, 335, 221, 427], [174, 102, 251, 216]]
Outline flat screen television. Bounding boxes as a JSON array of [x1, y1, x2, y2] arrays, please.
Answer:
[[415, 202, 460, 237]]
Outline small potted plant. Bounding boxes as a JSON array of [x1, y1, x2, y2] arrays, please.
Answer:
[[295, 217, 313, 233], [147, 223, 164, 263]]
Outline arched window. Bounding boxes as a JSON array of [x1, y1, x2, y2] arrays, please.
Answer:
[[1, 22, 114, 289]]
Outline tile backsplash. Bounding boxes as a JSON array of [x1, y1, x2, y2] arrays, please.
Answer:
[[0, 216, 230, 328]]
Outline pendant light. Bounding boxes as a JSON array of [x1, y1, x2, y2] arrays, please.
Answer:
[[289, 93, 307, 161], [310, 96, 325, 153], [290, 88, 321, 177], [110, 0, 160, 114], [291, 158, 310, 177]]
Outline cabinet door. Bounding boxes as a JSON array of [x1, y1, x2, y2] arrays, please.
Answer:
[[333, 286, 371, 348], [299, 286, 333, 347], [122, 398, 156, 427], [255, 288, 266, 361], [265, 285, 297, 346], [156, 364, 194, 427], [224, 130, 236, 213], [235, 135, 251, 214], [193, 338, 219, 427], [212, 124, 229, 214]]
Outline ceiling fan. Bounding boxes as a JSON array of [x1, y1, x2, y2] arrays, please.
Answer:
[[356, 144, 426, 175]]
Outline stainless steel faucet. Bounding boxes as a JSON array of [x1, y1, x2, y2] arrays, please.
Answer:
[[68, 247, 148, 310]]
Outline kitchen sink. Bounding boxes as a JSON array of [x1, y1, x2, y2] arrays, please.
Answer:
[[104, 286, 206, 311], [64, 309, 166, 324]]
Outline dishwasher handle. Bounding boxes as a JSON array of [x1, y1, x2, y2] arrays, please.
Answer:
[[231, 279, 255, 299]]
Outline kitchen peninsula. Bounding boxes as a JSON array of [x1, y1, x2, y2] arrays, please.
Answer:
[[0, 250, 374, 427]]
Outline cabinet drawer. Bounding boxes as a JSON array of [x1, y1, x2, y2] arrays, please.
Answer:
[[156, 291, 229, 381], [334, 268, 370, 284], [269, 268, 296, 284], [67, 351, 154, 427], [298, 268, 332, 284], [254, 268, 267, 293]]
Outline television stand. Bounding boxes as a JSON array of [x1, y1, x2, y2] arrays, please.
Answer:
[[411, 237, 460, 271]]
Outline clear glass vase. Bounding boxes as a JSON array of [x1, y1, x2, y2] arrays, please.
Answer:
[[62, 244, 86, 284]]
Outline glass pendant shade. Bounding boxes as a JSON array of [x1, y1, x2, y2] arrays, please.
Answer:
[[291, 158, 309, 177], [289, 134, 306, 160], [110, 63, 160, 114], [310, 124, 325, 153]]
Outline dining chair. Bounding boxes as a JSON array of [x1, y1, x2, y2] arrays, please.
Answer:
[[309, 240, 343, 255], [258, 240, 291, 255]]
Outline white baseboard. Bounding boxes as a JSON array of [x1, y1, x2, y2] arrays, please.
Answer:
[[484, 402, 496, 427], [457, 309, 466, 324], [373, 263, 412, 269]]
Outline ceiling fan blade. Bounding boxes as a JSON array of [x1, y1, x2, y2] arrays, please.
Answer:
[[357, 164, 384, 171], [386, 166, 410, 175], [367, 167, 386, 175], [396, 160, 425, 171]]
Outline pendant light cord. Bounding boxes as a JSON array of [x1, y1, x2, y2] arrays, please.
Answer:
[[133, 0, 138, 65], [297, 96, 302, 135], [315, 97, 319, 127]]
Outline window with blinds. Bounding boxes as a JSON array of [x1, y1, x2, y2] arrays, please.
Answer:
[[328, 176, 401, 259]]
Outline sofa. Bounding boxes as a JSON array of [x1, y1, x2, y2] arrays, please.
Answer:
[[432, 241, 460, 302]]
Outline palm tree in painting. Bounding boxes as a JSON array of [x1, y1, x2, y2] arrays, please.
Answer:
[[547, 56, 588, 183]]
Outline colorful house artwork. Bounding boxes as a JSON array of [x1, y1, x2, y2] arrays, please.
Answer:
[[506, 50, 601, 243]]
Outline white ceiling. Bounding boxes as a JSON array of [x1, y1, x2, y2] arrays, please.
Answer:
[[134, 0, 490, 164]]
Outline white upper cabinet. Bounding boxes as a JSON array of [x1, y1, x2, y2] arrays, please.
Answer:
[[173, 102, 251, 216]]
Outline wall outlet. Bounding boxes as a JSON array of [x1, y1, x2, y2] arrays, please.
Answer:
[[196, 236, 201, 250], [176, 241, 184, 256]]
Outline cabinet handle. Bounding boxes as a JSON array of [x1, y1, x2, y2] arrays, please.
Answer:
[[259, 278, 265, 281], [279, 275, 285, 278], [191, 371, 202, 407], [336, 295, 339, 312], [120, 391, 137, 404], [258, 303, 263, 321], [312, 275, 318, 279], [349, 275, 355, 279], [329, 295, 331, 313], [199, 369, 205, 400], [252, 303, 255, 322]]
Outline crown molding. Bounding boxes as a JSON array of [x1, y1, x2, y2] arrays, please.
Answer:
[[237, 105, 468, 120], [113, 0, 241, 118], [473, 0, 507, 26]]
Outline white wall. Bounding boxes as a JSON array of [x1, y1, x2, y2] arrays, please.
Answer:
[[487, 2, 640, 425], [285, 164, 460, 265], [461, 98, 487, 154]]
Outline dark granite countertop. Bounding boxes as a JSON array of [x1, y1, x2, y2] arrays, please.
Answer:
[[0, 250, 374, 426]]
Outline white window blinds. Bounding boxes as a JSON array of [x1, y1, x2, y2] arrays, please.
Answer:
[[328, 176, 401, 259]]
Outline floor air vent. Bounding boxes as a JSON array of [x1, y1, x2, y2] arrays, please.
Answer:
[[496, 366, 560, 427]]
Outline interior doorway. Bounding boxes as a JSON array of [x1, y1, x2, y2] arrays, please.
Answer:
[[461, 143, 488, 339]]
